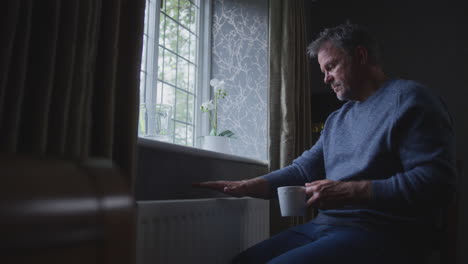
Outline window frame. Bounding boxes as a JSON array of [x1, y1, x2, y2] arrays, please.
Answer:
[[195, 0, 212, 146]]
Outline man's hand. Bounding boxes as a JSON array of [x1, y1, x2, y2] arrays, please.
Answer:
[[192, 177, 270, 199], [305, 179, 371, 209]]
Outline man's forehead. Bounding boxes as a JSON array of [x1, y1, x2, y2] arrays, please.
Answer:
[[318, 44, 335, 64], [318, 43, 346, 64], [318, 42, 341, 57]]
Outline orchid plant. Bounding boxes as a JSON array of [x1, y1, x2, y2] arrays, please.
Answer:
[[200, 79, 235, 137]]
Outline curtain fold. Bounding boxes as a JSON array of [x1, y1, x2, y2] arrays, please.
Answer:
[[0, 0, 145, 184], [269, 0, 312, 171], [269, 0, 313, 234]]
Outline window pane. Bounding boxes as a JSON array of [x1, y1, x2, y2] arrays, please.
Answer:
[[164, 0, 179, 21], [177, 57, 189, 90], [188, 63, 196, 93], [175, 122, 187, 145], [178, 26, 190, 60], [163, 15, 178, 53], [189, 32, 197, 63], [175, 89, 187, 122], [187, 125, 193, 146], [162, 84, 175, 108], [163, 49, 177, 85], [187, 93, 194, 123], [157, 46, 164, 80], [179, 0, 192, 30], [159, 13, 166, 46], [189, 3, 197, 33], [157, 81, 163, 104]]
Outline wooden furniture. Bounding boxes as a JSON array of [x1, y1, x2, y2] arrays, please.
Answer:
[[0, 154, 135, 264]]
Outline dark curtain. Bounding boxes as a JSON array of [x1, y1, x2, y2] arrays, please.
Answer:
[[269, 0, 312, 170], [0, 0, 145, 185], [269, 0, 313, 234], [0, 1, 144, 262]]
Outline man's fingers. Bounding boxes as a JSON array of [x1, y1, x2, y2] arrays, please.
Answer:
[[306, 193, 318, 207], [306, 180, 323, 186], [305, 186, 315, 195], [224, 184, 247, 197], [305, 180, 326, 188], [193, 181, 230, 191], [224, 186, 241, 197], [193, 180, 251, 198]]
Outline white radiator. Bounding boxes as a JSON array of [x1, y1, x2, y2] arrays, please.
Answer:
[[136, 198, 270, 264]]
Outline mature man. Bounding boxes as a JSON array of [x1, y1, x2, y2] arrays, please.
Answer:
[[195, 23, 456, 263]]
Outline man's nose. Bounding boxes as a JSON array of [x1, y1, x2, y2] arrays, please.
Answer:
[[324, 72, 332, 84]]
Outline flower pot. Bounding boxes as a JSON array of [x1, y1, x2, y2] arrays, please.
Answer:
[[201, 136, 231, 154]]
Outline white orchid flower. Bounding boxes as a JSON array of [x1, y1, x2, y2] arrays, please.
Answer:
[[210, 78, 220, 87], [209, 79, 226, 99], [200, 100, 215, 112], [210, 78, 225, 90], [216, 80, 225, 89]]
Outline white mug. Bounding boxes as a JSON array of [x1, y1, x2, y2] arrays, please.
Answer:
[[277, 186, 306, 217]]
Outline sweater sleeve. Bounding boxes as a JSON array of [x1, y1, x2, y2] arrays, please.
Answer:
[[262, 135, 326, 198], [370, 86, 456, 209]]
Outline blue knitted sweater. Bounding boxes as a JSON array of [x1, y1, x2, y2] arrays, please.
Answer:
[[263, 79, 456, 233]]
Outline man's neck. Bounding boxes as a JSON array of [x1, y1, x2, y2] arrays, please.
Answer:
[[356, 68, 388, 102]]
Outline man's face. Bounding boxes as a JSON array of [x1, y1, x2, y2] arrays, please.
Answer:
[[317, 42, 360, 101]]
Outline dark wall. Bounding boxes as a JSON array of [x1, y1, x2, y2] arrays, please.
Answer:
[[304, 1, 468, 263]]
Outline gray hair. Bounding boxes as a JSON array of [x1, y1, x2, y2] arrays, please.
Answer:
[[307, 23, 382, 66]]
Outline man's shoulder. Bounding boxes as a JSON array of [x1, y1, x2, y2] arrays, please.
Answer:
[[388, 79, 448, 118], [385, 79, 436, 105], [385, 79, 427, 95]]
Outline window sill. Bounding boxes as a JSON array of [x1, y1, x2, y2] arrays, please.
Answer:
[[137, 137, 269, 167]]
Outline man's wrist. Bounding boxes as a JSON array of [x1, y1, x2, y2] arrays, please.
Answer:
[[246, 177, 270, 199], [348, 181, 371, 204]]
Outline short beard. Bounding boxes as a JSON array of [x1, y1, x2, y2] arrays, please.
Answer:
[[336, 94, 347, 101]]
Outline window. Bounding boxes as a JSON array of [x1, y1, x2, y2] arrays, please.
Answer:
[[139, 0, 210, 146]]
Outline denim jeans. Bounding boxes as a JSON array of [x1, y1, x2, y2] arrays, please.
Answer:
[[233, 222, 423, 264]]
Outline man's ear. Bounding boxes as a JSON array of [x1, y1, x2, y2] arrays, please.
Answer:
[[355, 45, 368, 65]]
